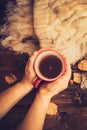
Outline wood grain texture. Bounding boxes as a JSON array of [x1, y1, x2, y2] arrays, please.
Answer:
[[0, 49, 87, 130]]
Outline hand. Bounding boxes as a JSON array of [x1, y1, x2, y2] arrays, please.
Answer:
[[38, 56, 71, 100], [21, 51, 37, 90]]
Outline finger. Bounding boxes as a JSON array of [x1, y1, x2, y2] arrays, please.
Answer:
[[28, 51, 38, 66]]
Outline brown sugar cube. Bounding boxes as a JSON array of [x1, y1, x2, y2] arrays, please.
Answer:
[[78, 60, 87, 71], [46, 102, 58, 116], [81, 73, 87, 89], [5, 73, 17, 84], [73, 72, 82, 84]]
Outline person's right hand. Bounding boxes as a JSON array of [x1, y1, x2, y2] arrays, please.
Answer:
[[37, 56, 71, 101], [20, 51, 37, 91]]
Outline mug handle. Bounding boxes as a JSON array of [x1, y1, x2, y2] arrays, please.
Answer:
[[33, 77, 42, 88]]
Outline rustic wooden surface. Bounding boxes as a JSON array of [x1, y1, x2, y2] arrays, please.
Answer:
[[0, 1, 87, 130], [0, 48, 87, 130]]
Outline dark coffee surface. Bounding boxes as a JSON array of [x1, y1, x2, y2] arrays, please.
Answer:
[[39, 55, 62, 79]]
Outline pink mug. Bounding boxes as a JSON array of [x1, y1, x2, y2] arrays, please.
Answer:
[[33, 48, 67, 88]]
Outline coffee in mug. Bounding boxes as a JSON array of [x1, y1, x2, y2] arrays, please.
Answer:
[[39, 55, 62, 79]]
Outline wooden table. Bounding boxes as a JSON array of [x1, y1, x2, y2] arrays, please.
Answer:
[[0, 48, 87, 130]]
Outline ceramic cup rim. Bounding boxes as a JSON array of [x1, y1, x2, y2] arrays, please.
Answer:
[[34, 48, 66, 81]]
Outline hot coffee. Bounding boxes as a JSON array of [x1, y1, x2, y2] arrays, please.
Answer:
[[39, 55, 62, 79]]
